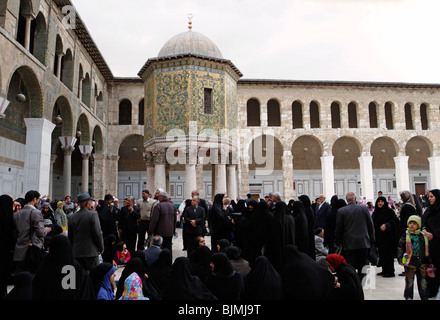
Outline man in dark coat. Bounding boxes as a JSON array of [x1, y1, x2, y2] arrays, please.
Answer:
[[314, 194, 332, 230], [149, 190, 177, 259], [183, 196, 206, 256], [335, 192, 375, 279], [117, 196, 140, 255], [68, 192, 104, 271], [98, 194, 118, 240]]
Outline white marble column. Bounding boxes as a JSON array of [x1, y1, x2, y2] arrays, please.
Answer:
[[428, 156, 440, 189], [23, 14, 35, 51], [49, 155, 57, 197], [153, 147, 167, 191], [227, 164, 237, 201], [59, 136, 77, 197], [23, 118, 56, 195], [185, 164, 197, 199], [394, 155, 410, 197], [56, 52, 65, 79], [358, 155, 374, 202], [92, 153, 106, 200], [215, 164, 227, 195], [79, 145, 93, 193], [144, 151, 155, 194], [320, 155, 335, 200]]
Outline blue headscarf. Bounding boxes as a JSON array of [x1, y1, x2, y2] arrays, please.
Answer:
[[97, 266, 117, 300]]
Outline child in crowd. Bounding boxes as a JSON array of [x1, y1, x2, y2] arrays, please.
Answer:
[[55, 201, 68, 234], [116, 241, 131, 266], [397, 215, 431, 300]]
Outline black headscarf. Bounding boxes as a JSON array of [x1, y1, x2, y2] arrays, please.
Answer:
[[372, 196, 399, 249], [89, 262, 113, 299], [162, 257, 217, 300], [265, 201, 296, 271], [280, 245, 334, 300], [298, 194, 316, 259], [422, 189, 440, 273], [189, 245, 212, 285], [243, 255, 282, 300], [290, 200, 309, 254], [149, 248, 173, 295]]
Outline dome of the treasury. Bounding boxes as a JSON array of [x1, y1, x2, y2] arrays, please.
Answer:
[[157, 30, 223, 59]]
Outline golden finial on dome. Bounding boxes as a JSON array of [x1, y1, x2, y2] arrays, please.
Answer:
[[188, 13, 193, 30]]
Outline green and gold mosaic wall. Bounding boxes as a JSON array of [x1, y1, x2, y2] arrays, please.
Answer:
[[144, 61, 238, 142]]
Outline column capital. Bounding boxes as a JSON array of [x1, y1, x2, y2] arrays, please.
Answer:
[[79, 144, 93, 156], [59, 136, 77, 149], [62, 145, 75, 155]]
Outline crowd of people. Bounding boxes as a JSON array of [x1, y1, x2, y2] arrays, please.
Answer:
[[1, 186, 440, 301]]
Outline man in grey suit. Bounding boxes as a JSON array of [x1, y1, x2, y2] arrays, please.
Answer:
[[335, 191, 375, 279], [68, 192, 104, 271], [13, 190, 51, 273]]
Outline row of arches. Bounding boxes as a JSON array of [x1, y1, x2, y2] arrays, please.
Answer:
[[12, 0, 104, 112], [246, 98, 431, 130], [247, 134, 431, 171], [119, 98, 144, 125]]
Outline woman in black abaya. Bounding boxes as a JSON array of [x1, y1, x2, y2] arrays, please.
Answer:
[[0, 194, 14, 299], [206, 252, 244, 300], [372, 196, 399, 277], [280, 245, 334, 300], [243, 255, 282, 300], [289, 200, 309, 255], [422, 189, 440, 297], [189, 245, 213, 285], [209, 194, 232, 252], [162, 257, 217, 300], [32, 234, 94, 300], [264, 201, 295, 271], [149, 248, 172, 296], [298, 194, 316, 259]]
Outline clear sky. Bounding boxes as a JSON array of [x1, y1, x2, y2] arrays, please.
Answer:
[[71, 0, 440, 84]]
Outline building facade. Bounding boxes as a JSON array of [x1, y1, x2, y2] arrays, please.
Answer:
[[1, 0, 439, 204]]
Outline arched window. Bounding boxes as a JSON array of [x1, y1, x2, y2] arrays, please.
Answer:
[[119, 99, 132, 125], [267, 99, 281, 126], [420, 103, 428, 130], [348, 102, 358, 128], [61, 49, 74, 91], [292, 100, 303, 129], [385, 102, 394, 130], [81, 73, 91, 106], [368, 102, 378, 128], [310, 101, 320, 128], [404, 103, 414, 130], [246, 99, 260, 126], [331, 101, 341, 128], [54, 34, 63, 78], [139, 99, 145, 125]]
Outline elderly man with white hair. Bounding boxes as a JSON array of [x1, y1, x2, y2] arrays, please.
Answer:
[[149, 189, 177, 258]]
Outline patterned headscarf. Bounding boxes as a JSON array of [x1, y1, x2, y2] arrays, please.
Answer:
[[119, 272, 149, 300]]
